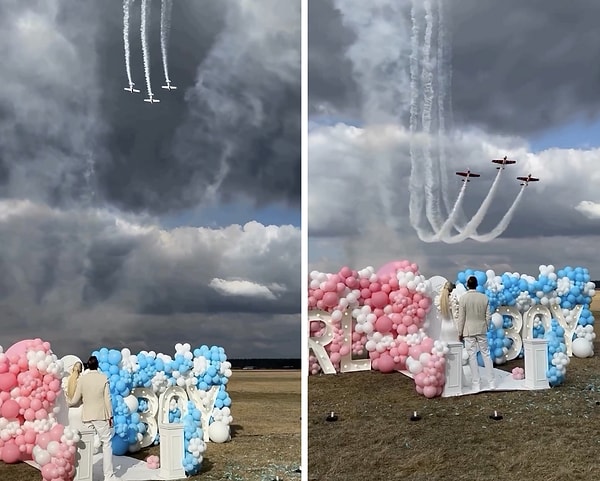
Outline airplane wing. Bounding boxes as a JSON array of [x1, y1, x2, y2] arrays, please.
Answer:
[[456, 172, 468, 177], [516, 177, 527, 181], [470, 173, 481, 177]]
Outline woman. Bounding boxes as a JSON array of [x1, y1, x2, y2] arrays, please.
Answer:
[[67, 361, 83, 400], [435, 281, 460, 342]]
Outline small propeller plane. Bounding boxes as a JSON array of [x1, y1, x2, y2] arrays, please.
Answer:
[[492, 156, 517, 169], [161, 80, 177, 91], [456, 169, 481, 182], [124, 82, 140, 93], [144, 93, 161, 104], [517, 174, 539, 186]]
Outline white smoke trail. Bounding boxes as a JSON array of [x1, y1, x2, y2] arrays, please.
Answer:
[[440, 168, 505, 244], [421, 0, 444, 231], [424, 177, 469, 242], [469, 186, 526, 242], [160, 0, 173, 84], [123, 0, 133, 87], [408, 0, 428, 238], [141, 0, 153, 97]]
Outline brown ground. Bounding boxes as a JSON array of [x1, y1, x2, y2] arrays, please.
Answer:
[[309, 308, 600, 481], [0, 370, 301, 481]]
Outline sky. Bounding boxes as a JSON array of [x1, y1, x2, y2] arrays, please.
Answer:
[[308, 0, 600, 283], [0, 0, 300, 359]]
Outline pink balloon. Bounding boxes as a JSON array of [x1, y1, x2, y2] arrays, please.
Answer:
[[4, 339, 35, 358], [0, 372, 18, 392], [375, 261, 401, 279], [339, 266, 352, 279], [370, 291, 389, 309], [345, 276, 357, 288], [360, 288, 371, 299], [313, 289, 323, 300], [369, 282, 381, 293], [377, 354, 395, 373], [421, 337, 434, 353], [375, 315, 393, 333], [1, 399, 20, 419], [423, 385, 438, 398], [1, 441, 21, 463], [322, 291, 338, 308], [37, 432, 51, 449], [339, 345, 350, 356], [359, 278, 370, 289]]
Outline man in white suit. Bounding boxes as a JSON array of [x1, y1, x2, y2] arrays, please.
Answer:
[[457, 276, 495, 390], [69, 356, 121, 481]]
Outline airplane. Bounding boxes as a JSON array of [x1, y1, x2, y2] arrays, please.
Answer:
[[144, 93, 161, 104], [161, 80, 177, 91], [492, 156, 517, 169], [124, 82, 140, 93], [456, 169, 481, 182], [517, 173, 539, 186]]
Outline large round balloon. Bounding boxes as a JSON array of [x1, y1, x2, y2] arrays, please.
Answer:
[[208, 421, 230, 443]]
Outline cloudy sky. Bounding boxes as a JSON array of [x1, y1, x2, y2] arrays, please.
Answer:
[[0, 0, 300, 359], [308, 0, 600, 283]]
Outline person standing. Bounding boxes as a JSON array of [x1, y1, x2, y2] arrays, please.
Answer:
[[435, 281, 460, 342], [68, 355, 121, 481], [457, 276, 495, 390]]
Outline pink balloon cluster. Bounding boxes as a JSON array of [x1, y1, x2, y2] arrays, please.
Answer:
[[308, 261, 446, 398], [0, 339, 78, 481], [512, 367, 525, 380], [146, 454, 160, 469]]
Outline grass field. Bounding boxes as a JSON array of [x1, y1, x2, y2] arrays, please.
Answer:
[[0, 370, 301, 481], [309, 306, 600, 481]]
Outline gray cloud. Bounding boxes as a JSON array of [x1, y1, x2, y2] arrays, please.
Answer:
[[0, 202, 300, 358], [309, 0, 600, 135], [0, 0, 300, 214], [308, 123, 600, 278]]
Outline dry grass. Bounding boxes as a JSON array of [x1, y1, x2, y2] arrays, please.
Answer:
[[0, 370, 301, 481], [309, 312, 600, 481]]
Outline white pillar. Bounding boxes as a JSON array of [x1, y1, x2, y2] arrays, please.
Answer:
[[158, 423, 186, 480], [74, 428, 95, 481], [523, 338, 549, 390], [442, 342, 464, 396]]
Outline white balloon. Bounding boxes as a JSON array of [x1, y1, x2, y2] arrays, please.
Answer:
[[208, 422, 230, 443]]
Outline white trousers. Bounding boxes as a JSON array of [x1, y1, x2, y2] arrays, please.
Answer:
[[84, 420, 117, 481], [464, 335, 494, 384]]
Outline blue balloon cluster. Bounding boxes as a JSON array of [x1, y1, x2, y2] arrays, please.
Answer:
[[544, 320, 567, 387], [487, 328, 513, 362], [181, 401, 204, 475], [89, 344, 232, 461], [456, 265, 595, 386]]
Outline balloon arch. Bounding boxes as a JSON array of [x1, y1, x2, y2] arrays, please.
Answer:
[[0, 340, 233, 480], [308, 261, 596, 397]]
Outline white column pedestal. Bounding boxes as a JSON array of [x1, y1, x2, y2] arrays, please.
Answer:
[[158, 423, 186, 480], [443, 342, 464, 396], [524, 338, 549, 389], [74, 428, 95, 481]]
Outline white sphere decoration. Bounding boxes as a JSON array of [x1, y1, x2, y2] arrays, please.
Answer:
[[572, 338, 593, 358], [123, 394, 139, 414], [208, 421, 230, 443], [491, 313, 503, 329]]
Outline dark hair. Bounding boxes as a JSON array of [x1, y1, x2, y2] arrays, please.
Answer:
[[87, 356, 99, 371], [467, 276, 478, 290]]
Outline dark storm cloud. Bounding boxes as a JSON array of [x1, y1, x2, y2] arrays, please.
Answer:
[[0, 203, 300, 358], [0, 0, 300, 214], [309, 0, 600, 135]]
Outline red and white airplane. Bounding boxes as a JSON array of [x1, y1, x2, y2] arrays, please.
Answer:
[[456, 170, 481, 182], [492, 156, 516, 169], [517, 173, 539, 186]]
